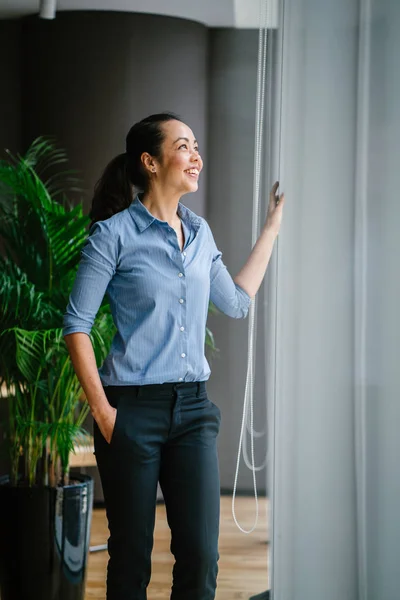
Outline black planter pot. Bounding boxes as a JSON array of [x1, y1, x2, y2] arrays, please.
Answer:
[[0, 472, 94, 600]]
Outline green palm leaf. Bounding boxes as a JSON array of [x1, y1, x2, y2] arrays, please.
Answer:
[[0, 153, 53, 213], [10, 329, 54, 382], [0, 262, 58, 327], [19, 136, 82, 197], [0, 138, 101, 487], [44, 204, 89, 270]]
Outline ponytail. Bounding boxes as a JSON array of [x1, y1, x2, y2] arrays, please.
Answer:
[[89, 153, 133, 227]]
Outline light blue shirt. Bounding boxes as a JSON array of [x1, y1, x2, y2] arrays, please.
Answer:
[[63, 194, 251, 385]]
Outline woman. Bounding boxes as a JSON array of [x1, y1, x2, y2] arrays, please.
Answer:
[[63, 112, 285, 600]]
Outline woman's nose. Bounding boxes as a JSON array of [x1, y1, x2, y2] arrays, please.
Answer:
[[191, 150, 202, 164]]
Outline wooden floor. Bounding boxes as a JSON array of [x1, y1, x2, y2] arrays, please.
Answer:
[[85, 496, 270, 599]]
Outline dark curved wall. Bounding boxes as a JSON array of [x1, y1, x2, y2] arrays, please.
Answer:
[[20, 11, 208, 215], [0, 20, 22, 155], [1, 11, 209, 497]]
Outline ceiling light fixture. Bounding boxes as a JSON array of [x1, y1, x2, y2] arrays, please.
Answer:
[[39, 0, 57, 19]]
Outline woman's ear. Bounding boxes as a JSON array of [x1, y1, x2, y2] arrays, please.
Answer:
[[141, 152, 156, 174]]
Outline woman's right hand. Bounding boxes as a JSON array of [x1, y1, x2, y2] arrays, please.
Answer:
[[95, 405, 117, 444]]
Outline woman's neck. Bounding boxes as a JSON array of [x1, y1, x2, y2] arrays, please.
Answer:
[[140, 190, 181, 227]]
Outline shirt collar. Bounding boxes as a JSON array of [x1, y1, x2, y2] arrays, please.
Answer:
[[129, 193, 202, 233]]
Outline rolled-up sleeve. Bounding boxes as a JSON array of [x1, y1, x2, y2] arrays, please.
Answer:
[[63, 220, 118, 337], [205, 220, 251, 319]]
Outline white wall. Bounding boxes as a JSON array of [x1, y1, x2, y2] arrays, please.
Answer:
[[271, 0, 400, 598]]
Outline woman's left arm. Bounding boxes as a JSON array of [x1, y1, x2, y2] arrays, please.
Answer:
[[234, 181, 285, 299]]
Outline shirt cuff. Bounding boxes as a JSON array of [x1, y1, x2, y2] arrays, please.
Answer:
[[62, 325, 92, 337], [235, 282, 252, 307]]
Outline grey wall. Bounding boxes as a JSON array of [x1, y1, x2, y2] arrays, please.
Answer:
[[20, 11, 208, 216], [0, 21, 22, 155], [206, 29, 268, 493], [0, 21, 22, 477]]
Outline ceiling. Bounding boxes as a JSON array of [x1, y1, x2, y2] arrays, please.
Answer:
[[0, 0, 279, 28]]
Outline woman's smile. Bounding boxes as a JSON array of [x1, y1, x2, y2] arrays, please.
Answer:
[[184, 168, 200, 179]]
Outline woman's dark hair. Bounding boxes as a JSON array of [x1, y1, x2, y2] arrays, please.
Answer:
[[89, 112, 184, 226]]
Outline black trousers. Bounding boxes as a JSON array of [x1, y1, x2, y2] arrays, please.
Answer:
[[93, 380, 221, 600]]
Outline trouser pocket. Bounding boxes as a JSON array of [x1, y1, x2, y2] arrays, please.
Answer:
[[197, 390, 221, 423], [94, 387, 125, 449]]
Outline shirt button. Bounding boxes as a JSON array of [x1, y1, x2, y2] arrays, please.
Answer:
[[178, 377, 184, 382], [181, 353, 186, 358], [180, 326, 185, 331], [178, 272, 183, 277], [183, 251, 187, 256], [179, 298, 184, 304]]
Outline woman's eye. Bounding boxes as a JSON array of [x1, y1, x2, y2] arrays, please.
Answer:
[[178, 144, 200, 152]]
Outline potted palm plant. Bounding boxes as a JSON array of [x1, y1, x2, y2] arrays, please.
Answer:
[[0, 137, 115, 600], [0, 137, 219, 600]]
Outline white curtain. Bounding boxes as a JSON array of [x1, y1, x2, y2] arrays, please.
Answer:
[[267, 0, 400, 598]]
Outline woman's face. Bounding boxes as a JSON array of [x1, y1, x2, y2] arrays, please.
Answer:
[[148, 119, 203, 195]]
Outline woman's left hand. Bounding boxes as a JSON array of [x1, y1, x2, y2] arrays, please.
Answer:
[[265, 181, 285, 236]]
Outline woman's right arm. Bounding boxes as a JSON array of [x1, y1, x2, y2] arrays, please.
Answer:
[[63, 220, 118, 443], [64, 332, 116, 443]]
